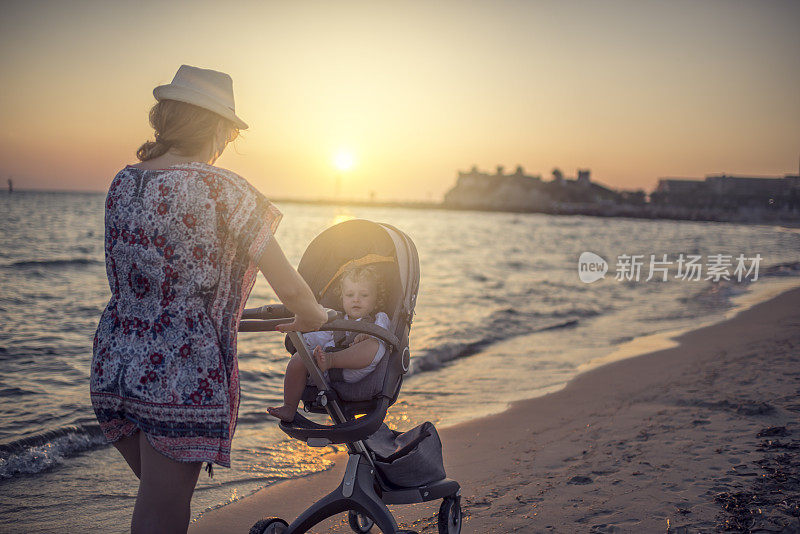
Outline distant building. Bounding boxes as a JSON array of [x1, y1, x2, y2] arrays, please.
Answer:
[[618, 189, 647, 205], [444, 165, 623, 210], [577, 169, 591, 187], [446, 164, 545, 210], [442, 164, 799, 223], [651, 173, 800, 211], [542, 169, 619, 204], [650, 178, 709, 207]]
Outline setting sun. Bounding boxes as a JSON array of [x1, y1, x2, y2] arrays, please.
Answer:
[[333, 150, 355, 172]]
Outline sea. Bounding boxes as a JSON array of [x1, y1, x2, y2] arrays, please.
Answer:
[[1, 190, 799, 533]]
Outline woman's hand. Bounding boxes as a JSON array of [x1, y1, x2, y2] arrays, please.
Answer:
[[276, 304, 328, 333], [313, 345, 334, 372]]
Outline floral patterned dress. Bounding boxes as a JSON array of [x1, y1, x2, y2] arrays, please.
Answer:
[[90, 162, 281, 468]]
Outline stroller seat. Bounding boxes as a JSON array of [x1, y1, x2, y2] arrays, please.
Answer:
[[240, 219, 461, 534]]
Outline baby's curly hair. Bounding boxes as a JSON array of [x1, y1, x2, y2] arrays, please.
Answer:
[[338, 264, 387, 313]]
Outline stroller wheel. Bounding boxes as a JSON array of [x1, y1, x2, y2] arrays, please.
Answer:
[[347, 509, 375, 532], [249, 517, 289, 534], [437, 496, 462, 534]]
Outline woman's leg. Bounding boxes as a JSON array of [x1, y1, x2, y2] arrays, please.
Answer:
[[131, 432, 202, 534], [112, 429, 142, 479]]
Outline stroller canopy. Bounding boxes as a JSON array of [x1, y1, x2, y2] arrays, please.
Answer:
[[297, 219, 419, 324]]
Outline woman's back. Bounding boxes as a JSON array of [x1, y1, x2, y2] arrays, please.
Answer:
[[92, 161, 281, 466]]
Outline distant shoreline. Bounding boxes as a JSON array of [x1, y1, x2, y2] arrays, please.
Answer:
[[7, 189, 799, 228], [271, 196, 800, 228]]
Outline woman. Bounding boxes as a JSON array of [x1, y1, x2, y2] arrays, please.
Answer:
[[90, 65, 327, 533]]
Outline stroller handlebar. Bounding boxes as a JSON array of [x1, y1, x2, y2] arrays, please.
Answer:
[[241, 304, 338, 323], [239, 306, 401, 350], [317, 320, 401, 351], [240, 304, 289, 320], [239, 306, 337, 331]]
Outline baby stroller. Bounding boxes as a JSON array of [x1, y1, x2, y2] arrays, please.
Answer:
[[240, 219, 462, 534]]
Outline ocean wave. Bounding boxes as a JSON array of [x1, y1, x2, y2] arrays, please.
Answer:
[[504, 260, 529, 270], [3, 258, 103, 269], [238, 369, 280, 383], [235, 411, 273, 426], [408, 316, 580, 376], [682, 279, 748, 307], [762, 260, 800, 277], [542, 306, 601, 318], [0, 425, 107, 479], [677, 260, 800, 311], [0, 386, 39, 398], [491, 305, 600, 320]]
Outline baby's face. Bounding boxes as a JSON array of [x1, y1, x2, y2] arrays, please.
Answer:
[[341, 278, 378, 319]]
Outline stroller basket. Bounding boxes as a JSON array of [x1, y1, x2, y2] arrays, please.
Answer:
[[366, 421, 447, 488]]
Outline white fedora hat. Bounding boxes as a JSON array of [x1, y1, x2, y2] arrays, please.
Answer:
[[153, 65, 248, 130]]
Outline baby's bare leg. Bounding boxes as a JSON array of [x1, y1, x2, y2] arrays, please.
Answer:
[[283, 353, 308, 409], [267, 353, 307, 422]]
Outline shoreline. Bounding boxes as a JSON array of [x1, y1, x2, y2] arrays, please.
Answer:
[[575, 276, 800, 376], [6, 190, 799, 227], [191, 283, 800, 533], [272, 197, 800, 227]]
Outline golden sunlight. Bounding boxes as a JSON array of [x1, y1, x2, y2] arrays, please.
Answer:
[[333, 150, 355, 172], [330, 209, 356, 226]]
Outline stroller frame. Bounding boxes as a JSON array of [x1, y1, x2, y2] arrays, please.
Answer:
[[241, 309, 461, 534], [240, 220, 461, 534]]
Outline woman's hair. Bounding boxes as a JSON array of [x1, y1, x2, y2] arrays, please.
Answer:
[[136, 100, 240, 162], [339, 265, 386, 313]]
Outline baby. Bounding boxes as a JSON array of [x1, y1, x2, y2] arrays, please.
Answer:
[[267, 265, 391, 422]]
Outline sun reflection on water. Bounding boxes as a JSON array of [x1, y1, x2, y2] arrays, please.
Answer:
[[330, 210, 356, 226]]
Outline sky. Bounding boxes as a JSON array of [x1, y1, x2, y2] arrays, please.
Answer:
[[1, 0, 798, 201]]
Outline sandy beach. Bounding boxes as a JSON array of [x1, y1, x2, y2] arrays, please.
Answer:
[[191, 286, 800, 533]]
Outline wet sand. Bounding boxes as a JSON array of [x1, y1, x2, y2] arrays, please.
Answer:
[[191, 286, 800, 533]]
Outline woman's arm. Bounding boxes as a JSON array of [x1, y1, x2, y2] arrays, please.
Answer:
[[315, 339, 381, 371], [256, 236, 327, 332]]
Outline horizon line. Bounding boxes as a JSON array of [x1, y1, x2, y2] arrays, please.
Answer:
[[2, 188, 439, 205]]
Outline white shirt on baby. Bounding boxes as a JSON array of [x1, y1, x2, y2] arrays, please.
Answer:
[[301, 311, 391, 383]]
